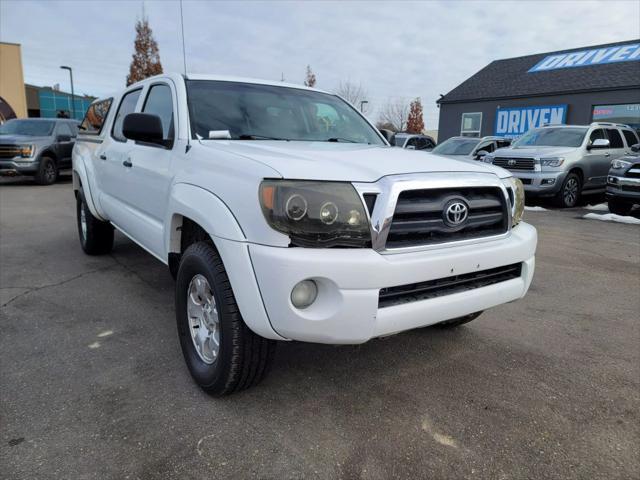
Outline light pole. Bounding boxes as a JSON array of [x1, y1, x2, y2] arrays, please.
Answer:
[[60, 66, 75, 120], [360, 100, 369, 113]]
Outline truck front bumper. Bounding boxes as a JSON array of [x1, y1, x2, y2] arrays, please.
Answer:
[[0, 159, 39, 176], [511, 171, 565, 196], [607, 175, 640, 202], [248, 223, 537, 344]]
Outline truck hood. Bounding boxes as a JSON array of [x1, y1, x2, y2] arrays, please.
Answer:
[[0, 134, 50, 144], [198, 140, 509, 182], [496, 146, 577, 158]]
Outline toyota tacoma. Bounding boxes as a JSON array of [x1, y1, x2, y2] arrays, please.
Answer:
[[73, 73, 537, 395]]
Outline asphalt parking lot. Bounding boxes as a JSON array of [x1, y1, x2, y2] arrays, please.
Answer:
[[1, 175, 638, 480]]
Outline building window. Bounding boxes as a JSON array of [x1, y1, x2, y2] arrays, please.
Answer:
[[461, 112, 482, 137], [592, 104, 640, 132]]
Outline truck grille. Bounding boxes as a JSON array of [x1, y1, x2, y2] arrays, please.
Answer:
[[0, 145, 21, 159], [385, 187, 509, 248], [379, 263, 522, 308], [625, 165, 640, 179], [492, 157, 535, 171]]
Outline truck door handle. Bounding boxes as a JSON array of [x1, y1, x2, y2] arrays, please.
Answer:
[[123, 159, 133, 168], [99, 154, 107, 160], [604, 153, 610, 157]]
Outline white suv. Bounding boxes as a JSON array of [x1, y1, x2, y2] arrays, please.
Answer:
[[73, 73, 537, 395]]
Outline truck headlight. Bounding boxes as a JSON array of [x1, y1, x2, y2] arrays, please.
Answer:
[[611, 159, 632, 170], [259, 180, 371, 247], [19, 145, 35, 158], [540, 157, 564, 167], [503, 177, 525, 226]]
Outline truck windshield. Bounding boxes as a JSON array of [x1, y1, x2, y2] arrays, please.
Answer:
[[513, 127, 588, 148], [0, 120, 55, 137], [432, 138, 478, 155], [186, 80, 384, 145]]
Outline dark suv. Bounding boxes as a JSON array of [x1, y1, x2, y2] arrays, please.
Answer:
[[0, 118, 78, 185], [607, 143, 640, 216]]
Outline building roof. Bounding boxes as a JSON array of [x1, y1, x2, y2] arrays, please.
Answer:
[[438, 39, 640, 104], [25, 84, 95, 100]]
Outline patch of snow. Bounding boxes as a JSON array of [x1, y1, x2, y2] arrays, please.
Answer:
[[582, 213, 640, 225], [584, 203, 608, 212], [525, 206, 548, 212]]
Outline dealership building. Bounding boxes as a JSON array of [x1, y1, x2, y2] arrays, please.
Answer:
[[437, 40, 640, 142], [0, 41, 95, 123]]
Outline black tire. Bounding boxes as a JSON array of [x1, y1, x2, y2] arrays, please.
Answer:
[[175, 241, 276, 396], [35, 156, 58, 185], [76, 190, 114, 255], [436, 311, 483, 328], [608, 197, 634, 216], [554, 172, 581, 208]]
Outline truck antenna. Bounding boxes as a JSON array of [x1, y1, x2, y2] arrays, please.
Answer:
[[180, 0, 191, 152], [180, 0, 187, 76]]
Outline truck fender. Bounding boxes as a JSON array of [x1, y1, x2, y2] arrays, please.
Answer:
[[166, 183, 286, 341], [72, 155, 106, 221], [165, 182, 246, 255]]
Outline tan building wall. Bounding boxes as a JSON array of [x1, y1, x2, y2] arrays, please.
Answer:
[[0, 42, 28, 119]]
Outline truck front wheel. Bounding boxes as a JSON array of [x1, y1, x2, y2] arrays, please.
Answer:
[[175, 242, 276, 395], [35, 156, 58, 185], [608, 197, 634, 216]]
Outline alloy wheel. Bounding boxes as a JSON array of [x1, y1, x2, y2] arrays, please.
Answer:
[[186, 274, 220, 364], [563, 177, 578, 206]]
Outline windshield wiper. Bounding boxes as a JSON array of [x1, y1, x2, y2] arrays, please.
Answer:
[[237, 134, 289, 141], [326, 137, 358, 143]]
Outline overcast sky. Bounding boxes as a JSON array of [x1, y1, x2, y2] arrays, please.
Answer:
[[1, 0, 638, 129]]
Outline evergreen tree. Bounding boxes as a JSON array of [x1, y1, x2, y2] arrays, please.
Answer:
[[126, 16, 163, 86], [406, 97, 425, 134]]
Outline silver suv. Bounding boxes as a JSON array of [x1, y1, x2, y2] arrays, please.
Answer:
[[484, 123, 639, 207], [432, 136, 512, 161]]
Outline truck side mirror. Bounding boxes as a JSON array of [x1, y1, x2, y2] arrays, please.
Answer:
[[631, 143, 640, 153], [588, 138, 610, 150], [123, 113, 164, 145], [475, 149, 489, 159], [56, 134, 72, 142]]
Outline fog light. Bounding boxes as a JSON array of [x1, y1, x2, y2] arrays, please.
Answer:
[[290, 280, 318, 309], [541, 178, 556, 185]]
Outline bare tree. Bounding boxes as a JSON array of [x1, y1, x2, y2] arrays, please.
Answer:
[[378, 99, 410, 132], [304, 65, 316, 87], [335, 81, 369, 113]]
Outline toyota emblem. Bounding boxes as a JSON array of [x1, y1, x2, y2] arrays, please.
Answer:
[[444, 200, 469, 227], [507, 158, 517, 167]]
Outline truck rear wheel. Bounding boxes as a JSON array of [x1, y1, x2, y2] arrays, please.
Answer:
[[436, 311, 483, 328], [175, 242, 276, 395], [76, 191, 114, 255]]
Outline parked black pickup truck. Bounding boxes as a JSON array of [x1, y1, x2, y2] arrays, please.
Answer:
[[0, 118, 79, 185], [607, 143, 640, 216]]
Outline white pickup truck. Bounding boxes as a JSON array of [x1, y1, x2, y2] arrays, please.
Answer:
[[73, 73, 537, 395]]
